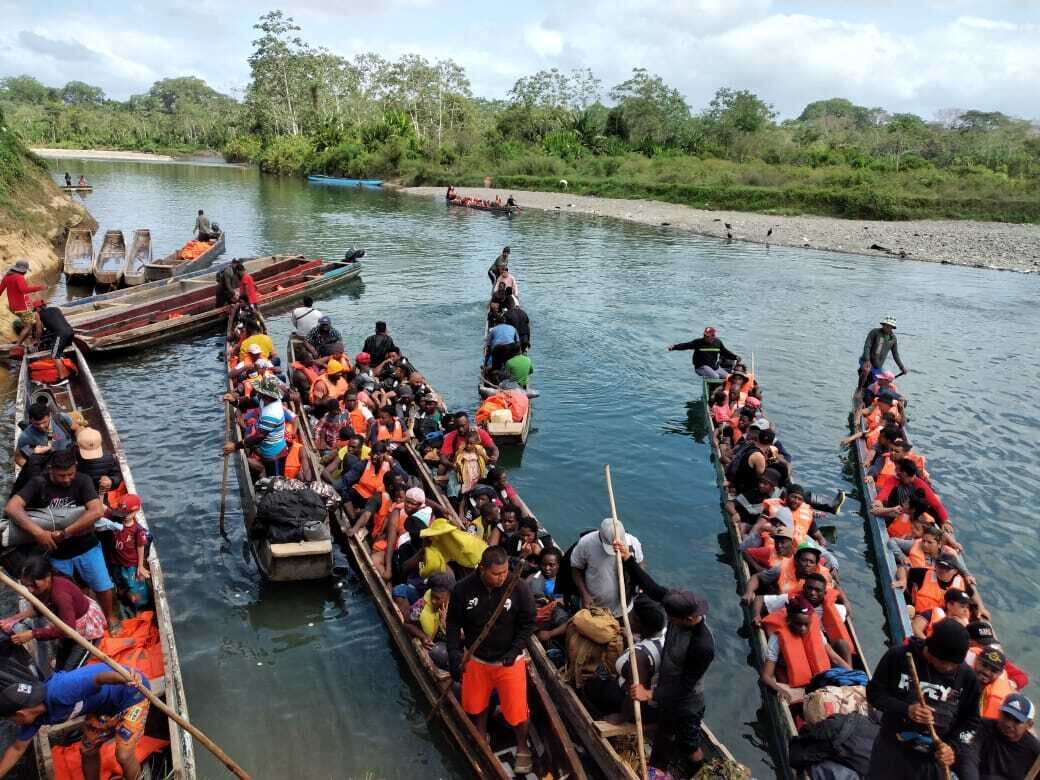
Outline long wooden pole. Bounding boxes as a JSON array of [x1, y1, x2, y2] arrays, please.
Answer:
[[605, 464, 648, 780], [218, 400, 231, 536], [0, 570, 251, 779], [427, 563, 524, 723], [905, 654, 952, 780]]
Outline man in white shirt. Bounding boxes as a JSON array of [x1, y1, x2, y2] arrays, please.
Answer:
[[570, 517, 644, 617], [291, 296, 324, 336]]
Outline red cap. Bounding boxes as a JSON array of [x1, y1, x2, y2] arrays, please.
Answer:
[[117, 494, 142, 512], [704, 327, 716, 338], [355, 351, 371, 364], [745, 396, 762, 409]]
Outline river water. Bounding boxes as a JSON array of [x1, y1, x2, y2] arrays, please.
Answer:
[[3, 159, 1040, 779]]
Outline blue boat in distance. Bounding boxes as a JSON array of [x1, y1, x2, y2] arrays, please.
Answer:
[[307, 174, 383, 187]]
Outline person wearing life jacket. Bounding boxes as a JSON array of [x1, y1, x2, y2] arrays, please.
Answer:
[[667, 326, 741, 380], [761, 595, 847, 701], [911, 587, 972, 639], [351, 469, 406, 540], [741, 518, 796, 572], [342, 445, 396, 520], [890, 524, 950, 586], [864, 369, 900, 405], [873, 439, 930, 495], [309, 358, 349, 406], [715, 407, 755, 469], [873, 458, 948, 525], [290, 349, 320, 399], [403, 570, 456, 670], [969, 692, 1040, 780], [743, 540, 838, 609], [758, 573, 854, 666], [730, 467, 782, 532], [866, 619, 979, 780], [367, 405, 409, 448], [910, 553, 989, 621], [764, 484, 825, 547], [282, 437, 305, 480], [965, 621, 1031, 692], [973, 647, 1016, 721]]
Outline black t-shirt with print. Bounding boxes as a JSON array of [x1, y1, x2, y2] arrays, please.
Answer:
[[16, 474, 99, 559]]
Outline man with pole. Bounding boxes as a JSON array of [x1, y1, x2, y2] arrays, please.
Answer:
[[0, 664, 152, 779], [866, 618, 981, 779], [447, 546, 535, 774]]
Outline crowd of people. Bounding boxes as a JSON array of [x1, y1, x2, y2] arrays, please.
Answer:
[[445, 186, 517, 210]]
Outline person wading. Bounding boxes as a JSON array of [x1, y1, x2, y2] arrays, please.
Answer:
[[447, 546, 536, 774]]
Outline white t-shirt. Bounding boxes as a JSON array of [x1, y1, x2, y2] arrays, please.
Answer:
[[570, 530, 644, 617], [291, 306, 324, 336]]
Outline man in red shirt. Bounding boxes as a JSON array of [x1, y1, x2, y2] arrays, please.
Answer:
[[438, 412, 498, 482], [238, 261, 259, 306], [0, 260, 44, 327], [872, 458, 948, 523]]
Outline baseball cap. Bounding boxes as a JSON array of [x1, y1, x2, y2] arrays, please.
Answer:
[[405, 487, 425, 504], [318, 316, 332, 326], [745, 396, 762, 409], [0, 680, 45, 716], [248, 343, 263, 355], [771, 525, 795, 541], [598, 517, 625, 556], [355, 351, 371, 365], [661, 589, 708, 619], [111, 493, 142, 518], [751, 417, 771, 431], [943, 588, 971, 605], [977, 647, 1006, 671], [75, 428, 104, 460], [967, 620, 997, 644], [794, 540, 821, 559], [999, 693, 1036, 723], [935, 553, 958, 569]]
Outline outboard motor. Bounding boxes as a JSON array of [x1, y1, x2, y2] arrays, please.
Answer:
[[343, 248, 366, 261]]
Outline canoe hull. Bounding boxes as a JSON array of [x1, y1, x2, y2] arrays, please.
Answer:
[[124, 228, 153, 287], [92, 229, 127, 287], [63, 228, 95, 281], [307, 175, 382, 187], [145, 232, 226, 281]]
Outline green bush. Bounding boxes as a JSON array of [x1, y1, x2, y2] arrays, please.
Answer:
[[224, 135, 262, 164], [258, 135, 315, 175]]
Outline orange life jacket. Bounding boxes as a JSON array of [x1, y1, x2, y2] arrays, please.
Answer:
[[907, 452, 929, 482], [980, 672, 1015, 719], [283, 440, 303, 480], [761, 610, 831, 688], [371, 493, 394, 538], [310, 374, 349, 405], [292, 361, 319, 388], [29, 358, 77, 384], [755, 531, 781, 568], [373, 420, 409, 443], [819, 590, 854, 654], [348, 407, 369, 437], [906, 539, 930, 568], [913, 570, 965, 614], [887, 513, 913, 539], [920, 606, 947, 637], [876, 455, 898, 494], [355, 460, 390, 499], [778, 556, 833, 594], [765, 498, 814, 544]]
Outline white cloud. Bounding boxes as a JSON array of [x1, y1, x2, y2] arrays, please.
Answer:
[[523, 23, 564, 58]]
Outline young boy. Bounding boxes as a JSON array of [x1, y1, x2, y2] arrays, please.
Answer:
[[108, 494, 151, 610]]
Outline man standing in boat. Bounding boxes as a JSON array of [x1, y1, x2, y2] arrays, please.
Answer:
[[63, 172, 72, 187], [194, 209, 216, 241], [447, 546, 536, 775], [860, 315, 907, 386], [667, 327, 741, 379]]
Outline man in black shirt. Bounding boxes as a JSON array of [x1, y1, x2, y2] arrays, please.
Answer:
[[499, 295, 531, 352], [860, 315, 907, 386], [961, 693, 1039, 780], [362, 321, 397, 366], [447, 546, 536, 774], [866, 619, 982, 779], [4, 450, 115, 631], [667, 327, 740, 379]]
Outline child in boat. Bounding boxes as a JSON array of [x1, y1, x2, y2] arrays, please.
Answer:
[[709, 387, 731, 424], [106, 494, 151, 611], [454, 430, 488, 494]]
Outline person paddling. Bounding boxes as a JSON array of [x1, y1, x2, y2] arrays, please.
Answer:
[[668, 327, 741, 379], [860, 315, 907, 386]]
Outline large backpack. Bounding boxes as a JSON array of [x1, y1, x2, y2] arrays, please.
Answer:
[[254, 487, 329, 543], [564, 607, 623, 689]]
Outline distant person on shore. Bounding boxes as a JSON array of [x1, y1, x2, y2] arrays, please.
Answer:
[[860, 315, 907, 387], [1, 260, 44, 331], [194, 209, 216, 241], [291, 295, 324, 337], [667, 327, 741, 379], [63, 172, 72, 187], [77, 175, 88, 187]]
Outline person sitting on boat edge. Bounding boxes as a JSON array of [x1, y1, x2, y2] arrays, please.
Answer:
[[15, 400, 80, 466], [859, 314, 907, 387], [447, 546, 536, 774], [223, 378, 293, 477], [964, 621, 1029, 692], [760, 595, 850, 705], [307, 315, 343, 358], [0, 665, 151, 780], [667, 326, 740, 380], [758, 572, 853, 663], [402, 570, 456, 671], [291, 295, 324, 337], [865, 619, 980, 779], [961, 692, 1040, 780]]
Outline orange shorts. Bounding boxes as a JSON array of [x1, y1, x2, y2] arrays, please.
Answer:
[[80, 699, 149, 754], [461, 656, 528, 726]]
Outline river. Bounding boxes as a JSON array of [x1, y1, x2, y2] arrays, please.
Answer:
[[3, 159, 1040, 779]]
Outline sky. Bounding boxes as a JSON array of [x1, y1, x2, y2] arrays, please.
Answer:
[[1, 0, 1038, 120]]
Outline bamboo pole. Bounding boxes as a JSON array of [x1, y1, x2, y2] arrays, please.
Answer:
[[905, 654, 952, 780], [605, 464, 648, 780], [0, 570, 251, 779]]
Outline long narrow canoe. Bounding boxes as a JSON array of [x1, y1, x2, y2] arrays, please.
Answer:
[[479, 308, 533, 446], [63, 228, 95, 282], [847, 390, 914, 644], [144, 232, 226, 282], [72, 258, 363, 355], [501, 486, 748, 779], [285, 337, 586, 780], [124, 229, 153, 287], [10, 346, 195, 778], [448, 198, 517, 216], [307, 175, 383, 187], [92, 230, 127, 287], [703, 375, 870, 779], [224, 319, 334, 581], [60, 185, 93, 193]]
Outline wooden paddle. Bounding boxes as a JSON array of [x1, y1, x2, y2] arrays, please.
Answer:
[[905, 653, 952, 780], [605, 464, 649, 780], [218, 398, 232, 536], [427, 562, 524, 723], [0, 570, 251, 779], [1025, 751, 1040, 780]]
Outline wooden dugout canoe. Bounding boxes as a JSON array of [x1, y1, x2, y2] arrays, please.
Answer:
[[702, 375, 870, 779], [63, 228, 95, 282], [144, 232, 225, 282], [284, 340, 586, 780], [224, 317, 334, 581], [124, 229, 153, 287], [9, 346, 195, 778], [92, 230, 127, 287], [480, 309, 533, 447]]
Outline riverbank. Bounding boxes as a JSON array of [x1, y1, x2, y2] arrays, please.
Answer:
[[402, 186, 1040, 273], [31, 148, 234, 166]]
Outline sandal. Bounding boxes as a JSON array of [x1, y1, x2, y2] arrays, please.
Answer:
[[513, 749, 533, 775]]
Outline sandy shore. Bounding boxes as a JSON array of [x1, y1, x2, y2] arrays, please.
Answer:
[[402, 186, 1040, 273], [33, 148, 177, 162]]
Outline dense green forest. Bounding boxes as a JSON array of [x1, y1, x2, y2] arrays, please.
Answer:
[[3, 10, 1039, 221]]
